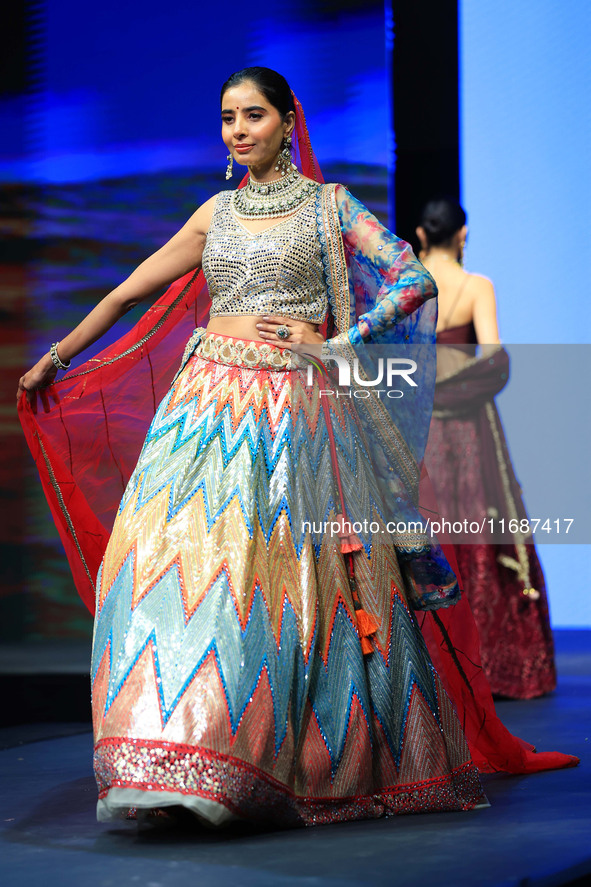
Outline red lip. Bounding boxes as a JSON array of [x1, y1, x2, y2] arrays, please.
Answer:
[[234, 145, 254, 152]]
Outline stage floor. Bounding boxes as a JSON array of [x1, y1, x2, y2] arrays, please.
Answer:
[[0, 630, 589, 887]]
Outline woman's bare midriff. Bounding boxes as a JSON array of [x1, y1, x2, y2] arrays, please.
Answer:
[[205, 315, 320, 343]]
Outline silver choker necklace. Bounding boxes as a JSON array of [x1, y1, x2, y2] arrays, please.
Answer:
[[232, 168, 318, 219]]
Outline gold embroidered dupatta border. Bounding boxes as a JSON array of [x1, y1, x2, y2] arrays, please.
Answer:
[[318, 184, 421, 506]]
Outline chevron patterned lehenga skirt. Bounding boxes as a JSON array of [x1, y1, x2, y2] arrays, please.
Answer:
[[91, 332, 485, 826]]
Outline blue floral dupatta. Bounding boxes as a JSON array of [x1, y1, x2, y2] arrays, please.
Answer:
[[316, 182, 461, 611]]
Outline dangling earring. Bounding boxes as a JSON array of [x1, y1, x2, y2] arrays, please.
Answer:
[[274, 135, 293, 176], [458, 240, 466, 267], [225, 153, 233, 180]]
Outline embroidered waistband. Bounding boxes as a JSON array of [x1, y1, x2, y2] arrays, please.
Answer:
[[196, 332, 304, 371]]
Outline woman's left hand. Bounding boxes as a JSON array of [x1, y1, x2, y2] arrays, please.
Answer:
[[256, 316, 324, 349], [17, 353, 59, 413]]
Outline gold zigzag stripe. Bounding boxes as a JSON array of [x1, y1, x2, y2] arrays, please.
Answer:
[[101, 479, 372, 656]]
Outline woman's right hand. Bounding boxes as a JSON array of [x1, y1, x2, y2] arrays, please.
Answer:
[[17, 353, 59, 411]]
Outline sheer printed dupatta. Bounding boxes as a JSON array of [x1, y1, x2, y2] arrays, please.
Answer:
[[18, 94, 577, 776], [320, 183, 461, 613]]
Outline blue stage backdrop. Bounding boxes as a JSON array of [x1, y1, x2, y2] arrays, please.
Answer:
[[2, 2, 390, 186], [0, 0, 389, 640], [460, 0, 591, 627], [1, 0, 588, 638]]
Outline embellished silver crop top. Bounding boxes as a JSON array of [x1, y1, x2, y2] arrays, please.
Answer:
[[202, 189, 328, 324]]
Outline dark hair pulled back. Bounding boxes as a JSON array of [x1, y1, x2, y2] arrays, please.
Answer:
[[419, 198, 467, 247], [220, 67, 295, 119]]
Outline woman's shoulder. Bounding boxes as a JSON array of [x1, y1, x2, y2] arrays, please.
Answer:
[[315, 182, 357, 213], [318, 181, 348, 195], [465, 272, 495, 296], [301, 178, 348, 196], [460, 272, 496, 314], [299, 176, 341, 198], [186, 193, 225, 236], [205, 190, 233, 220], [207, 189, 233, 205]]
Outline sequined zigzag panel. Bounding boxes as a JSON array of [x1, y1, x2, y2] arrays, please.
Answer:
[[91, 343, 485, 824]]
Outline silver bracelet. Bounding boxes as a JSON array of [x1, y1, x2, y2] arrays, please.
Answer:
[[50, 342, 71, 371]]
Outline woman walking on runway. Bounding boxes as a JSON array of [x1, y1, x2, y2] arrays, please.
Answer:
[[18, 69, 575, 827], [419, 198, 556, 699]]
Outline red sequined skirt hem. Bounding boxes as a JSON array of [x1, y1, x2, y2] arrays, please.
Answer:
[[94, 737, 486, 826]]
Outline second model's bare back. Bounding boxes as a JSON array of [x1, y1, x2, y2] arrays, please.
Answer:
[[423, 257, 500, 345]]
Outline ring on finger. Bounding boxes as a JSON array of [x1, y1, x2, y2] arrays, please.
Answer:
[[276, 325, 291, 340]]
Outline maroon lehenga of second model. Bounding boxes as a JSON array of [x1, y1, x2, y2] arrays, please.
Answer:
[[424, 321, 556, 699]]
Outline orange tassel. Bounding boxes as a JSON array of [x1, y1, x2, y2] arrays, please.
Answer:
[[319, 385, 376, 654], [343, 550, 377, 655], [341, 536, 363, 553], [333, 513, 364, 552], [355, 607, 378, 638], [360, 636, 374, 655]]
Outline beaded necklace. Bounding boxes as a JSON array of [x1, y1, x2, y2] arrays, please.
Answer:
[[232, 167, 318, 220]]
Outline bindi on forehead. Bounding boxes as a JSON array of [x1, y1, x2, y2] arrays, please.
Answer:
[[221, 101, 268, 115]]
